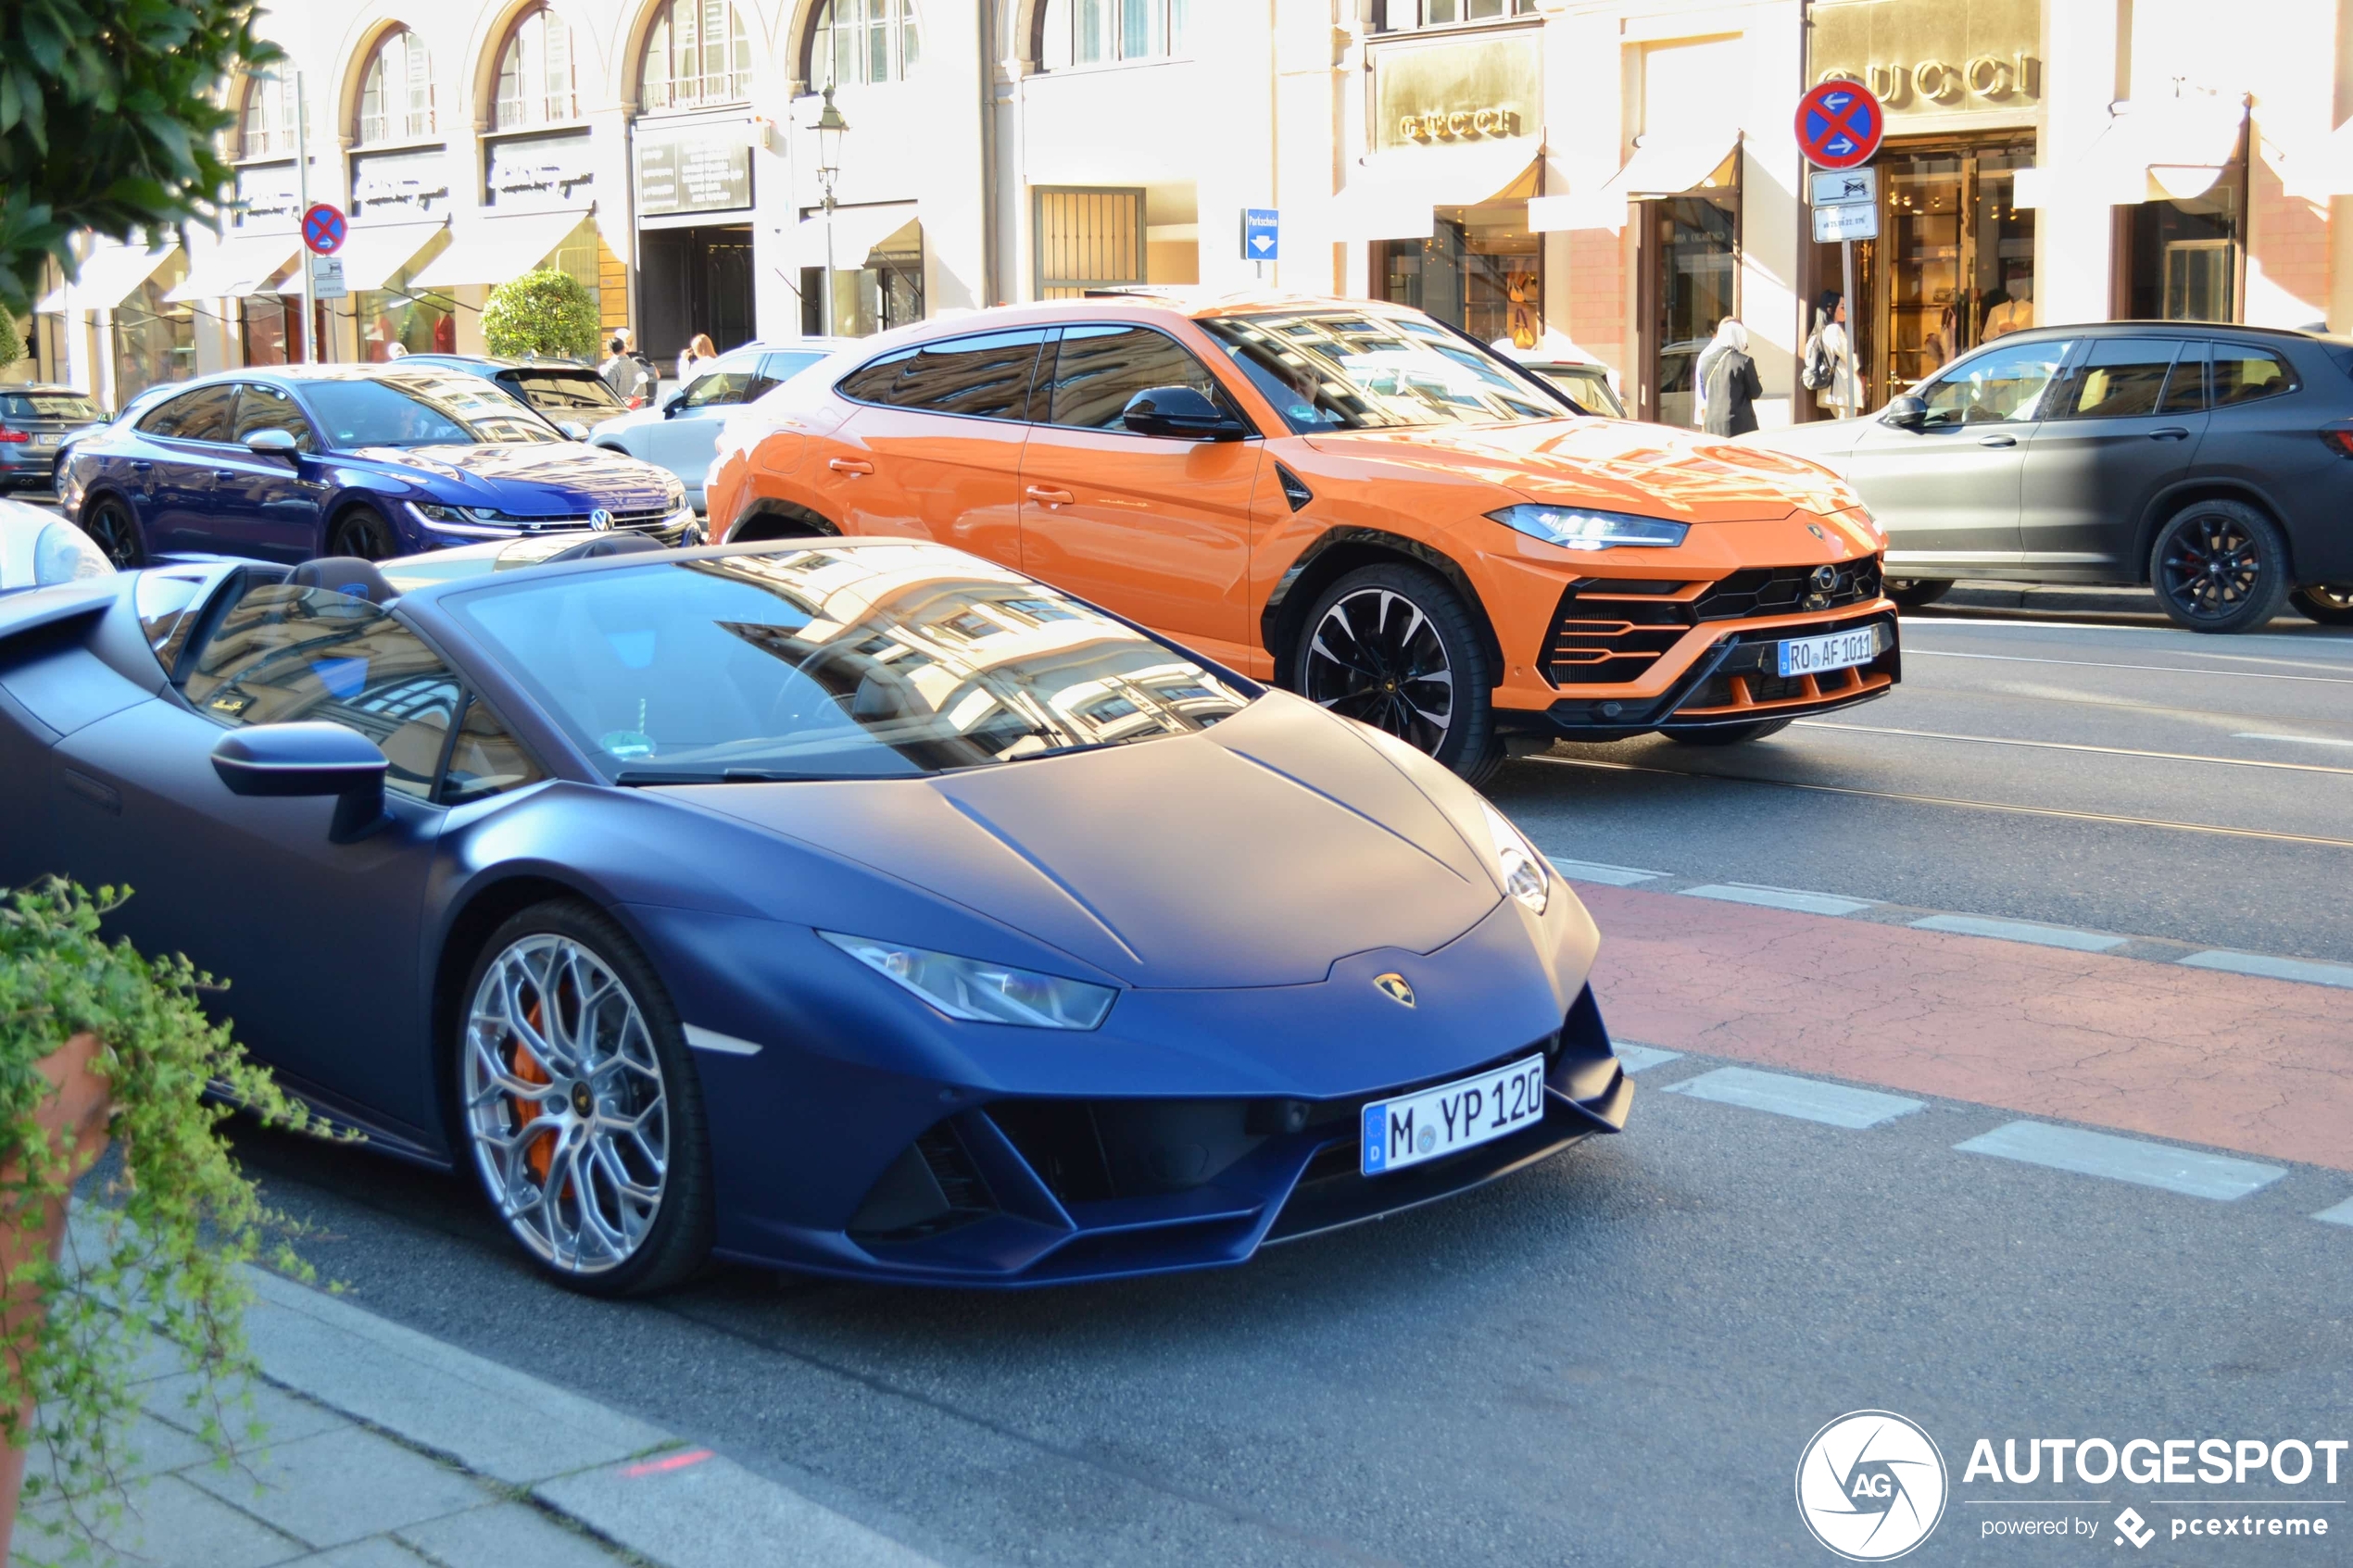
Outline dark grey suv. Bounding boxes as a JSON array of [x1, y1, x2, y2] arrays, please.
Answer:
[[1741, 323, 2353, 633]]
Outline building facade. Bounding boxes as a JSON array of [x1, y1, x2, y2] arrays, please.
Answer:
[[18, 0, 2353, 430]]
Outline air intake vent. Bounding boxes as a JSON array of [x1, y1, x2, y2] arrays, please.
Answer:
[[1275, 463, 1313, 512]]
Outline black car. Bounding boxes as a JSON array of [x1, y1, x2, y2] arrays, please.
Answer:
[[394, 355, 627, 433], [0, 385, 108, 492], [1743, 323, 2353, 632]]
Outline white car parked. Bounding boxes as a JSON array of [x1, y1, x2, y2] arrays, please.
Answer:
[[590, 338, 851, 512]]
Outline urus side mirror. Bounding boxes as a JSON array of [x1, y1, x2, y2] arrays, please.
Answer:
[[1120, 385, 1248, 442]]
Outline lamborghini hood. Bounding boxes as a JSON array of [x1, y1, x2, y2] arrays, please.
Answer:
[[665, 696, 1504, 990], [1302, 417, 1856, 521]]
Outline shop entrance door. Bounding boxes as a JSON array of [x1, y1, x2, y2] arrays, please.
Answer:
[[637, 224, 755, 362], [1833, 138, 2035, 413]]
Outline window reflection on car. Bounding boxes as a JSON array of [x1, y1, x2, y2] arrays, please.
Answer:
[[1202, 313, 1560, 433], [449, 543, 1255, 783], [302, 374, 564, 448], [1912, 339, 2072, 428]]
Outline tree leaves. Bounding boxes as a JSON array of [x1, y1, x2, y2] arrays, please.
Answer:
[[0, 0, 280, 316]]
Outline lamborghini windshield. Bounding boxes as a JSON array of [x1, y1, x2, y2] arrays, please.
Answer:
[[1201, 312, 1564, 433], [450, 544, 1255, 783]]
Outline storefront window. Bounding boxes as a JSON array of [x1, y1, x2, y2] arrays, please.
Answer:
[[831, 232, 924, 336], [359, 290, 455, 360], [1837, 139, 2035, 410], [112, 270, 195, 402], [1373, 204, 1541, 352], [241, 295, 294, 365], [1646, 191, 1737, 428], [2124, 177, 2241, 324]]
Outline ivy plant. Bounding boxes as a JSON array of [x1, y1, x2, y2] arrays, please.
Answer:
[[0, 881, 319, 1559]]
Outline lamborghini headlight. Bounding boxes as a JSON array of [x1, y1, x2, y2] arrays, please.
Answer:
[[1480, 802, 1551, 915], [819, 931, 1117, 1030], [1488, 504, 1688, 552]]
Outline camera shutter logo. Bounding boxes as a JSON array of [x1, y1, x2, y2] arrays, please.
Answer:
[[1794, 1411, 1947, 1561]]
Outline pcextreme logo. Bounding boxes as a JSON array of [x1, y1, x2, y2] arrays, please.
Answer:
[[1797, 1411, 1951, 1562]]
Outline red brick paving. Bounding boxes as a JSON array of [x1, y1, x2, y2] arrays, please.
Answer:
[[1579, 884, 2353, 1172]]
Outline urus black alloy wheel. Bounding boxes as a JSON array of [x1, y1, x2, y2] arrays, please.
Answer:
[[1302, 586, 1454, 753]]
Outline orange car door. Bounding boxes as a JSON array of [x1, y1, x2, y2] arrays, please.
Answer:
[[814, 327, 1051, 566], [1018, 324, 1264, 666]]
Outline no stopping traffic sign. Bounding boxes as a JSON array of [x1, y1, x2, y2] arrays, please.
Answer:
[[1794, 81, 1883, 170], [302, 203, 347, 256]]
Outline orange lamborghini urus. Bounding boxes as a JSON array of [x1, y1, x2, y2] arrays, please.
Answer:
[[704, 295, 1896, 782]]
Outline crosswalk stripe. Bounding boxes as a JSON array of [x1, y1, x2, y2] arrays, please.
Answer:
[[1956, 1121, 2284, 1201], [1908, 914, 2128, 953], [1680, 884, 1877, 917], [1661, 1066, 1921, 1128], [2179, 950, 2353, 989]]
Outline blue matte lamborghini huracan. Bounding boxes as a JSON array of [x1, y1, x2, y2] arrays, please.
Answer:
[[0, 533, 1630, 1294]]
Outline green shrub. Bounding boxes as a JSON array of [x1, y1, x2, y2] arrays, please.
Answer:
[[482, 269, 599, 361], [0, 313, 20, 371]]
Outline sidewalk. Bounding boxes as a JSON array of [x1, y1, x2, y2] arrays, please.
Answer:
[[14, 1265, 942, 1568]]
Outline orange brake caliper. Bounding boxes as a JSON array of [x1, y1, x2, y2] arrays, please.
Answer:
[[512, 1000, 556, 1185]]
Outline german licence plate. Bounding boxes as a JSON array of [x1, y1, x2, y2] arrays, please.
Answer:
[[1777, 626, 1879, 679], [1361, 1054, 1548, 1177]]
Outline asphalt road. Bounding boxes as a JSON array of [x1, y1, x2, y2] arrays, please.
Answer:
[[197, 598, 2353, 1567]]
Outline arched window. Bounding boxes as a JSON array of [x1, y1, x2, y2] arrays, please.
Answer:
[[809, 0, 919, 87], [357, 29, 436, 144], [641, 0, 751, 111], [1038, 0, 1187, 68], [493, 6, 581, 130], [240, 73, 299, 158]]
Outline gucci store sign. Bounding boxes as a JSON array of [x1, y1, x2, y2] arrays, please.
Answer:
[[636, 129, 752, 218], [1810, 0, 2042, 118], [1372, 34, 1541, 153]]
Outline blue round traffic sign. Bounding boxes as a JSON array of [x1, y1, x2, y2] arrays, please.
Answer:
[[1794, 81, 1882, 171], [302, 203, 347, 256]]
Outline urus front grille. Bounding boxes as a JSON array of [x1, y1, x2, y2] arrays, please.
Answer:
[[1544, 558, 1882, 685]]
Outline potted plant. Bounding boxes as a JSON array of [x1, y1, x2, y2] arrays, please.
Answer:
[[482, 268, 602, 362], [0, 880, 317, 1562]]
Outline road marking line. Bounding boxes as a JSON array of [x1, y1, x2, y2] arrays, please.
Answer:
[[1661, 1067, 1922, 1128], [1525, 754, 2353, 851], [1546, 856, 1667, 886], [1795, 720, 2353, 776], [1680, 883, 1877, 917], [1908, 648, 2353, 684], [1955, 1121, 2285, 1200], [1611, 1043, 1682, 1073], [2179, 950, 2353, 989], [1908, 914, 2129, 953], [2312, 1198, 2353, 1227], [2233, 731, 2353, 749]]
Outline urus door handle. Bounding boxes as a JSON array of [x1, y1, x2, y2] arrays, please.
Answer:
[[2148, 426, 2191, 440], [1976, 434, 2018, 447], [1026, 485, 1074, 507], [826, 458, 875, 476]]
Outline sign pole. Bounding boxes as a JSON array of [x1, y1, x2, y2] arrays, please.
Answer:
[[1840, 239, 1856, 419], [294, 69, 317, 364]]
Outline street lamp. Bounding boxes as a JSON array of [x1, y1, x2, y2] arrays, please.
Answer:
[[811, 85, 850, 336]]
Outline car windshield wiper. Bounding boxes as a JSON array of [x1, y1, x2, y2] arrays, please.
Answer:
[[613, 767, 843, 785]]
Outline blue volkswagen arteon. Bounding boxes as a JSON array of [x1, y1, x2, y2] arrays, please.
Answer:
[[60, 364, 699, 568]]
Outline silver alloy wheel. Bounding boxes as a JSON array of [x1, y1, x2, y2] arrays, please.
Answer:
[[463, 934, 669, 1275], [1302, 587, 1454, 753]]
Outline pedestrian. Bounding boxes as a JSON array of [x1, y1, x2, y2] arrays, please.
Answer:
[[1803, 290, 1858, 418], [600, 329, 655, 408], [676, 332, 716, 383], [1700, 318, 1761, 438], [1692, 315, 1736, 429]]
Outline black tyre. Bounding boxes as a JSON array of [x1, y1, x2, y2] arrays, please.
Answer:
[[1292, 561, 1503, 784], [2288, 583, 2353, 626], [327, 503, 398, 561], [456, 900, 715, 1297], [81, 495, 145, 569], [2150, 500, 2291, 633], [1664, 718, 1793, 746], [1883, 578, 1954, 608]]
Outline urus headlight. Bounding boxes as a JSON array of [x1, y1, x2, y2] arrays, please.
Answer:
[[819, 932, 1117, 1030], [1488, 504, 1688, 551], [1479, 802, 1552, 915]]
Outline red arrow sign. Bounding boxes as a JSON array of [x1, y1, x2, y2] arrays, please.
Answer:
[[1795, 81, 1883, 171]]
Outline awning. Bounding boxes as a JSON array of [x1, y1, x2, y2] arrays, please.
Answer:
[[2014, 94, 2246, 208], [273, 220, 454, 295], [1529, 133, 1738, 232], [34, 243, 181, 312], [165, 232, 301, 301], [796, 203, 920, 270], [1330, 143, 1542, 242], [407, 211, 585, 292]]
